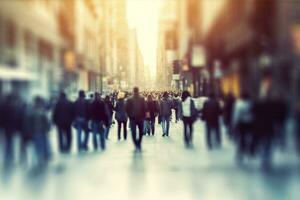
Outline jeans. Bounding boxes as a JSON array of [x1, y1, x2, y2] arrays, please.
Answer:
[[117, 121, 127, 140], [150, 118, 155, 135], [205, 122, 221, 149], [74, 117, 89, 151], [33, 133, 50, 165], [161, 117, 170, 136], [57, 126, 72, 153], [105, 117, 113, 139], [130, 120, 144, 150], [3, 132, 14, 168], [144, 120, 151, 135], [183, 117, 194, 147], [92, 121, 106, 150]]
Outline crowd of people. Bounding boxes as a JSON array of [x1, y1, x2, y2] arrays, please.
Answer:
[[0, 86, 299, 170]]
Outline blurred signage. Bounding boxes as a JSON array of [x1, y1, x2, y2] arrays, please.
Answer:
[[192, 45, 206, 68]]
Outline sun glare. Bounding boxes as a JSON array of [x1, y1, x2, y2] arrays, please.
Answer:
[[126, 0, 161, 78]]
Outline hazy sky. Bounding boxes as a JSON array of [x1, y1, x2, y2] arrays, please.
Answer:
[[126, 0, 161, 76], [126, 0, 225, 77]]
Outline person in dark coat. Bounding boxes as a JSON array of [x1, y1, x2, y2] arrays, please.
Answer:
[[126, 87, 146, 151], [202, 93, 222, 149], [159, 92, 172, 137], [0, 93, 23, 167], [52, 92, 74, 153], [223, 92, 235, 138], [145, 94, 159, 135], [252, 97, 276, 169], [31, 96, 51, 166], [114, 92, 128, 140], [73, 90, 90, 151], [90, 92, 110, 150], [104, 95, 114, 139]]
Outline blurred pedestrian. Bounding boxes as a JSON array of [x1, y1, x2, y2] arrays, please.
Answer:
[[53, 92, 74, 153], [202, 93, 222, 149], [223, 92, 235, 138], [31, 97, 51, 166], [173, 94, 181, 123], [104, 95, 114, 139], [179, 91, 198, 148], [90, 92, 109, 150], [126, 87, 146, 151], [232, 92, 253, 163], [0, 94, 21, 167], [114, 92, 128, 140], [145, 94, 159, 135], [73, 90, 90, 152], [159, 92, 172, 137]]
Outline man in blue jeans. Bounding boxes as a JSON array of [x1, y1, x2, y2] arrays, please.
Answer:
[[159, 92, 172, 137], [126, 87, 146, 151], [89, 92, 109, 150], [73, 90, 90, 151]]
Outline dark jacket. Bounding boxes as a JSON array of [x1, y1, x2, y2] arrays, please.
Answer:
[[90, 99, 109, 125], [105, 99, 114, 118], [202, 98, 221, 126], [115, 99, 128, 122], [53, 98, 74, 129], [159, 98, 172, 118], [0, 95, 25, 133], [74, 98, 89, 119], [146, 100, 159, 119], [125, 95, 146, 121]]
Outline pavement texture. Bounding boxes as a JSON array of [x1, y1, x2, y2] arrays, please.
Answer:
[[1, 120, 300, 200]]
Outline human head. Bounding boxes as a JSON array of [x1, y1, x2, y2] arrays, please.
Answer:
[[181, 90, 191, 101], [60, 91, 66, 99], [163, 92, 168, 99], [79, 90, 85, 98], [147, 94, 153, 101], [133, 87, 139, 96], [94, 92, 100, 100]]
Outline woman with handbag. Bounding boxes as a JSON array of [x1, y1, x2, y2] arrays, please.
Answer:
[[179, 91, 198, 148]]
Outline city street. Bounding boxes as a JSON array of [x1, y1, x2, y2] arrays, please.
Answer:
[[1, 120, 300, 200]]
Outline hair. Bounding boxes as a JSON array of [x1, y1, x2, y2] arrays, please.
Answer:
[[147, 94, 153, 101], [133, 87, 139, 95], [79, 90, 85, 98], [163, 92, 168, 98], [181, 90, 191, 101]]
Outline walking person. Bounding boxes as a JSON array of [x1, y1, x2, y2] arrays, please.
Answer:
[[202, 93, 222, 150], [114, 92, 128, 140], [126, 87, 146, 152], [232, 92, 253, 164], [173, 94, 181, 123], [73, 90, 90, 152], [104, 95, 114, 139], [223, 92, 235, 138], [31, 97, 51, 167], [179, 91, 198, 148], [90, 92, 110, 150], [145, 94, 159, 135], [53, 92, 74, 153], [0, 94, 22, 168], [159, 92, 172, 137]]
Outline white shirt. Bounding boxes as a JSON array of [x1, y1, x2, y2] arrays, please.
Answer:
[[182, 97, 192, 117]]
